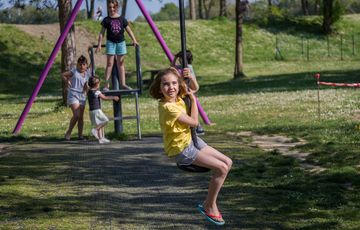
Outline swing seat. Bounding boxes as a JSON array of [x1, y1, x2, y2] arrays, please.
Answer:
[[177, 163, 210, 173]]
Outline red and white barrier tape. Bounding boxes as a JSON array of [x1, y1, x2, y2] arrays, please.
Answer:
[[314, 73, 360, 88]]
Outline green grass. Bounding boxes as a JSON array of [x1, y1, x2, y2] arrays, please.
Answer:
[[1, 15, 360, 229]]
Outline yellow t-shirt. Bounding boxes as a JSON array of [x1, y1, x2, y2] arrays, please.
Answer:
[[158, 97, 191, 157]]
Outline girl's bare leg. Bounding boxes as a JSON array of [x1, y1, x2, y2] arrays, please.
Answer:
[[96, 123, 107, 139], [101, 127, 105, 139], [104, 55, 115, 89], [77, 105, 86, 138], [65, 103, 81, 140], [192, 146, 232, 221], [116, 55, 130, 89]]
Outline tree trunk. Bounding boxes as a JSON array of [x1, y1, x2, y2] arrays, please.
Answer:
[[219, 0, 227, 17], [58, 0, 76, 105], [121, 0, 127, 17], [198, 0, 203, 19], [322, 0, 334, 34], [85, 0, 90, 18], [84, 0, 95, 19], [314, 0, 320, 15], [189, 0, 196, 20], [234, 0, 247, 79], [301, 0, 309, 15], [203, 0, 215, 19], [89, 0, 95, 19]]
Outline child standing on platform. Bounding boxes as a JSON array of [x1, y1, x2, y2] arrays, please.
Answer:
[[62, 55, 92, 141], [149, 67, 232, 226], [85, 77, 119, 144], [96, 0, 138, 91]]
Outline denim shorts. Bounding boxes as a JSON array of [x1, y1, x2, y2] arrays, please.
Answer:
[[106, 40, 127, 55], [175, 137, 207, 166], [67, 90, 86, 106]]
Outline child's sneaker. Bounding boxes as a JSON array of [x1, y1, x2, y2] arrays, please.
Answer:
[[99, 137, 110, 143], [99, 138, 108, 144], [91, 128, 99, 139], [103, 137, 110, 143]]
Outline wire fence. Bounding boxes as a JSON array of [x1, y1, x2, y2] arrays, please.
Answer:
[[274, 33, 360, 61]]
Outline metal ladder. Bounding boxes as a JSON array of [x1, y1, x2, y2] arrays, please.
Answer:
[[88, 44, 142, 139]]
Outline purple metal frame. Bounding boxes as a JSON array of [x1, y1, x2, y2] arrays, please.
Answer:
[[13, 0, 85, 134], [13, 0, 211, 134]]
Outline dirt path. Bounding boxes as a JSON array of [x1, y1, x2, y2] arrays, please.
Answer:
[[227, 131, 326, 173], [15, 24, 107, 68]]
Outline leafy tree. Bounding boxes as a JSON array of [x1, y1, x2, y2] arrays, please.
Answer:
[[29, 0, 57, 9], [84, 0, 95, 19], [8, 0, 26, 9], [0, 5, 61, 24], [301, 0, 309, 15], [202, 0, 215, 19], [198, 0, 204, 19], [219, 0, 227, 17], [322, 0, 344, 34], [151, 3, 179, 21]]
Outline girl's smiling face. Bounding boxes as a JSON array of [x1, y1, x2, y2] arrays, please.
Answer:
[[108, 3, 118, 16], [77, 62, 88, 73], [160, 73, 179, 102]]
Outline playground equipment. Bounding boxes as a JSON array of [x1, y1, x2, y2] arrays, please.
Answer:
[[89, 44, 142, 139], [13, 0, 85, 134], [135, 0, 210, 172], [183, 0, 213, 173], [134, 0, 212, 126], [12, 1, 210, 170]]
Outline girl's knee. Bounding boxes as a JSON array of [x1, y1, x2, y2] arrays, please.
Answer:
[[72, 114, 80, 120], [106, 62, 113, 68], [215, 162, 230, 176], [227, 158, 233, 170], [118, 61, 125, 67]]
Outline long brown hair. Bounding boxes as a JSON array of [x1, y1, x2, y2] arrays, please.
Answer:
[[108, 0, 119, 8], [149, 67, 187, 100]]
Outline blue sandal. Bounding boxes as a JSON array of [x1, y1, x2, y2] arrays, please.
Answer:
[[197, 204, 225, 226]]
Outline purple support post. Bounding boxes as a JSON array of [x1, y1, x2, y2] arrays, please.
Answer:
[[134, 0, 212, 125], [13, 0, 84, 134], [134, 0, 174, 62], [195, 97, 211, 125]]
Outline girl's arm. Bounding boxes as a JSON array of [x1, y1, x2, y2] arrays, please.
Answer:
[[177, 93, 199, 127], [183, 68, 199, 92], [98, 93, 119, 101], [96, 27, 106, 53], [61, 71, 73, 87], [125, 26, 138, 46]]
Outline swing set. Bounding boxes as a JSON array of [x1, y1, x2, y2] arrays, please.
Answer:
[[12, 0, 211, 173]]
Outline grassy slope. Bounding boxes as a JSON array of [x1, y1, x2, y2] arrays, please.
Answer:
[[1, 15, 360, 229]]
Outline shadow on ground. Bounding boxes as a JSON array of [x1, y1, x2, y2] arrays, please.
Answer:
[[1, 135, 360, 229], [199, 69, 360, 97]]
